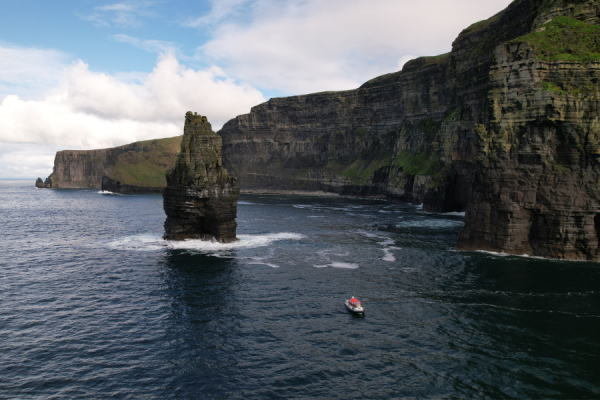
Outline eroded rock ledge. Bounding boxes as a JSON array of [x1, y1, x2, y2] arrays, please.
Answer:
[[163, 112, 240, 242]]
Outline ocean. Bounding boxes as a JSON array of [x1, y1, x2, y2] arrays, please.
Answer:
[[1, 180, 599, 398]]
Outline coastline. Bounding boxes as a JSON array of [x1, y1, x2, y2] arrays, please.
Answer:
[[239, 189, 388, 201], [240, 189, 341, 197]]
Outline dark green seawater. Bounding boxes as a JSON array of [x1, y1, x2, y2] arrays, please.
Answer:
[[1, 180, 599, 399]]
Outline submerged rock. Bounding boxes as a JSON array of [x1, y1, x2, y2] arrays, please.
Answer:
[[162, 112, 240, 242]]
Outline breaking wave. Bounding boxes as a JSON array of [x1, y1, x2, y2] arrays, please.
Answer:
[[108, 232, 305, 253], [98, 190, 122, 195], [313, 262, 359, 269], [396, 219, 464, 229]]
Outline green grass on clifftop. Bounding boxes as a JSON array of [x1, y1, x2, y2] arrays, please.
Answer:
[[111, 136, 182, 187], [341, 156, 392, 185], [461, 10, 503, 36], [512, 16, 600, 63], [393, 151, 439, 176]]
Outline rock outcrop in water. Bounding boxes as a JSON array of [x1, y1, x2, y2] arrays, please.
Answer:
[[163, 112, 239, 242], [219, 0, 600, 261], [38, 136, 181, 192], [35, 177, 52, 188]]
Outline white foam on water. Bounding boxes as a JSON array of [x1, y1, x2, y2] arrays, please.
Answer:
[[473, 249, 573, 262], [444, 211, 466, 217], [364, 232, 383, 238], [380, 239, 395, 246], [314, 262, 359, 269], [98, 190, 122, 195], [247, 261, 280, 268], [396, 219, 464, 229], [346, 213, 371, 217], [307, 216, 326, 218], [422, 210, 466, 217], [331, 262, 359, 269], [382, 248, 396, 262], [108, 232, 304, 253], [108, 234, 167, 251], [378, 210, 392, 213], [316, 249, 349, 257], [364, 232, 395, 247], [292, 205, 312, 209], [415, 204, 423, 210], [237, 201, 255, 205]]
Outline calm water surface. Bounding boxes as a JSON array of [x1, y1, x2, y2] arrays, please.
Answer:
[[1, 180, 599, 398]]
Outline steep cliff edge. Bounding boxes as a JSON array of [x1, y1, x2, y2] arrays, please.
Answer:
[[163, 112, 239, 242], [219, 0, 600, 260], [40, 136, 181, 191], [457, 15, 600, 259]]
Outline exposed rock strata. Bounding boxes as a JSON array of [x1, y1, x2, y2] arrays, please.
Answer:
[[163, 112, 239, 242], [219, 0, 600, 260], [456, 32, 600, 260], [39, 136, 181, 192]]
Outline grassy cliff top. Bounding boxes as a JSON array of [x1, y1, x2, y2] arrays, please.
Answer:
[[135, 135, 182, 152], [460, 10, 504, 37], [512, 16, 600, 62], [111, 135, 182, 187], [359, 53, 451, 89]]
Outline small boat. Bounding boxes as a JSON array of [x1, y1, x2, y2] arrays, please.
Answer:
[[345, 297, 364, 314]]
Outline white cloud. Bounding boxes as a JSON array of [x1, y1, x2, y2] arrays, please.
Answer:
[[80, 1, 156, 28], [0, 143, 64, 179], [0, 43, 70, 99], [184, 0, 253, 28], [196, 0, 513, 94], [112, 34, 177, 54], [0, 51, 265, 178]]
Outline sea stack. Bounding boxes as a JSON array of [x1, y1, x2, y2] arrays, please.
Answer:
[[162, 112, 240, 242], [35, 177, 52, 188]]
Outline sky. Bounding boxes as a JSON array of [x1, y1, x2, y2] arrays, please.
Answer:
[[0, 0, 513, 179]]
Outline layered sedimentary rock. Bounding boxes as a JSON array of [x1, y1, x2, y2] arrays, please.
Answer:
[[39, 136, 181, 192], [219, 0, 600, 260], [163, 112, 239, 242], [456, 16, 600, 259]]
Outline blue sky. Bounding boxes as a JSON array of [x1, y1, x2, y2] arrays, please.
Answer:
[[0, 1, 211, 72], [0, 0, 513, 178]]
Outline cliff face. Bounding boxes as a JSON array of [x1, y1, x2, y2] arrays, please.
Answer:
[[220, 0, 550, 207], [42, 136, 181, 191], [163, 112, 239, 242], [219, 0, 600, 260], [457, 16, 600, 259]]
